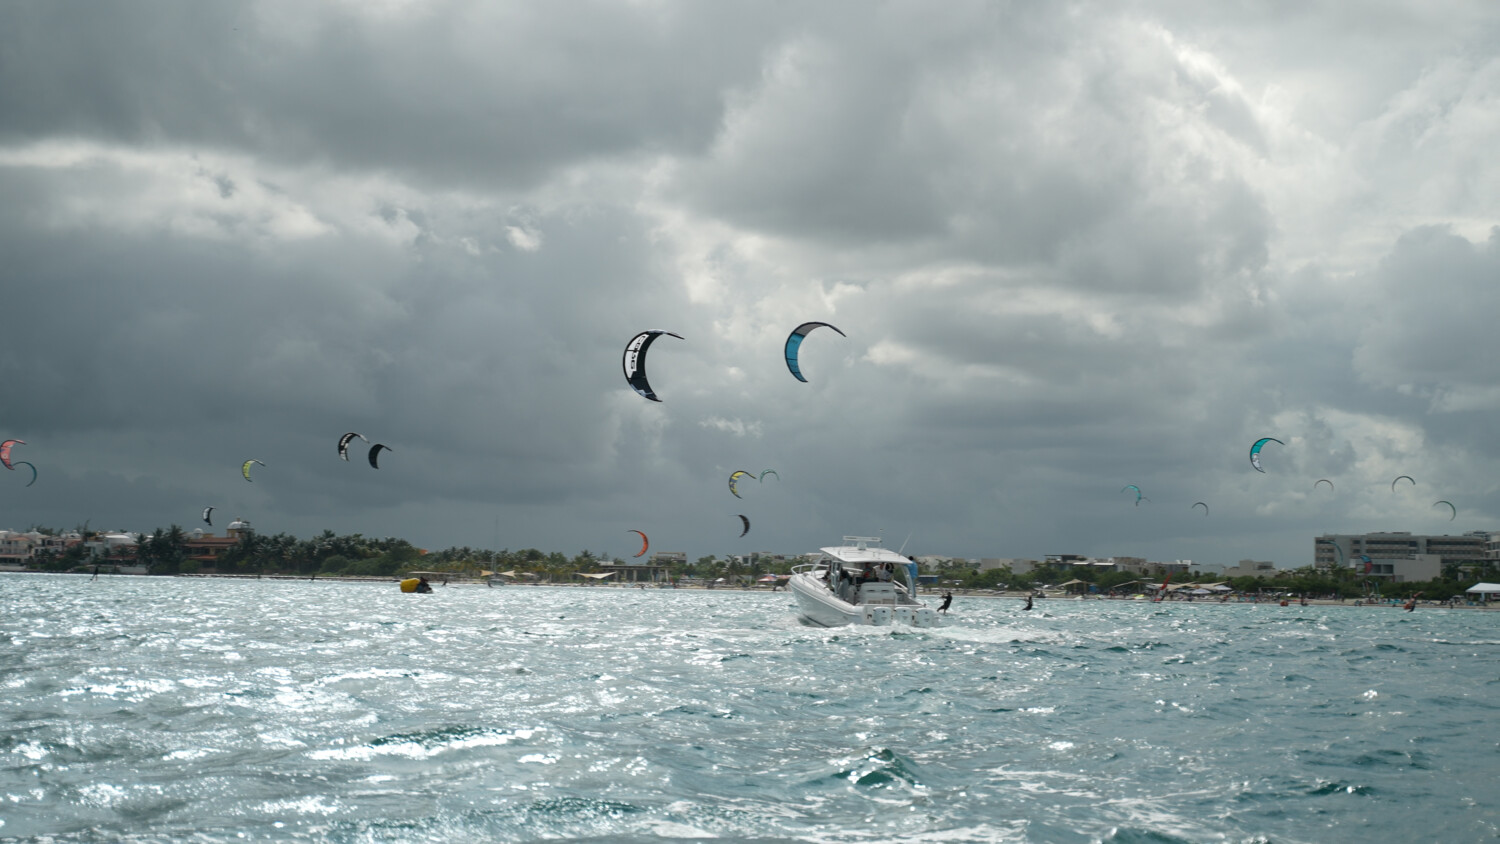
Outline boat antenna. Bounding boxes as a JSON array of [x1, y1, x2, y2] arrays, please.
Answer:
[[897, 532, 912, 554]]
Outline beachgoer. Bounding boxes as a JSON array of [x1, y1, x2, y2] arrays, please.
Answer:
[[416, 577, 433, 594], [938, 591, 952, 614]]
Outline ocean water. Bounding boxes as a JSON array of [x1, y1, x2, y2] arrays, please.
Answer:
[[3, 574, 1498, 843]]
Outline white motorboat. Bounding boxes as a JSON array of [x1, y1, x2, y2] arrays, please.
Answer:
[[788, 536, 941, 627]]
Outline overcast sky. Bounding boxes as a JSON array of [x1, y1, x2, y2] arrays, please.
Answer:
[[3, 1, 1498, 568]]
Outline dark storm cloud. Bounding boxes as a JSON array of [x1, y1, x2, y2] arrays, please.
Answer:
[[0, 1, 773, 189]]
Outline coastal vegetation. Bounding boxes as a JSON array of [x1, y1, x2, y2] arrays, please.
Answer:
[[931, 558, 1498, 603], [19, 524, 797, 585], [15, 523, 1498, 601]]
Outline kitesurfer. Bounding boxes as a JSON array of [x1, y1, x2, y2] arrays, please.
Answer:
[[1023, 594, 1033, 611], [90, 565, 100, 582], [938, 591, 952, 614], [416, 577, 433, 594]]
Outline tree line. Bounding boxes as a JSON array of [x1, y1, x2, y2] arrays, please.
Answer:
[[22, 522, 1500, 599], [25, 524, 799, 582], [933, 558, 1500, 601]]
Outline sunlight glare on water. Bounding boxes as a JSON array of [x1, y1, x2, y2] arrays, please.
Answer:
[[3, 574, 1499, 842]]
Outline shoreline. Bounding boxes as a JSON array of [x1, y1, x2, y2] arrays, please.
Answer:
[[7, 570, 1496, 609]]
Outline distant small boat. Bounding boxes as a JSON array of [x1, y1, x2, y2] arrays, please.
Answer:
[[787, 536, 940, 627]]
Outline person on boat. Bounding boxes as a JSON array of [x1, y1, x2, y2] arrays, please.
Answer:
[[415, 577, 433, 594], [938, 591, 952, 614], [860, 563, 875, 583]]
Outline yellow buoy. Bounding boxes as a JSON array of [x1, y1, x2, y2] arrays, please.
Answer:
[[400, 578, 420, 593]]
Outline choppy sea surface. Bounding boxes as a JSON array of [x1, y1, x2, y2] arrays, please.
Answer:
[[3, 574, 1498, 843]]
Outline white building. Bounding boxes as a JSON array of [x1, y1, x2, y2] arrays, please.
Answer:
[[84, 532, 139, 559], [1316, 531, 1489, 571], [0, 530, 39, 563], [976, 557, 1036, 574]]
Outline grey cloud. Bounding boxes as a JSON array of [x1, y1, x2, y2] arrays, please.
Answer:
[[0, 1, 774, 189], [671, 4, 1276, 304], [1354, 226, 1500, 396]]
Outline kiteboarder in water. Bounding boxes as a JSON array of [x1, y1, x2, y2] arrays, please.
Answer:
[[1023, 594, 1034, 611], [938, 591, 952, 614]]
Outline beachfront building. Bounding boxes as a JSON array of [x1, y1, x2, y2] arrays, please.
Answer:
[[0, 529, 86, 563], [1223, 559, 1281, 578], [914, 554, 961, 570], [971, 555, 1191, 578], [0, 530, 41, 564], [976, 557, 1037, 574], [1092, 557, 1191, 577], [183, 529, 241, 569], [1315, 531, 1489, 581], [83, 532, 138, 561], [598, 556, 671, 583]]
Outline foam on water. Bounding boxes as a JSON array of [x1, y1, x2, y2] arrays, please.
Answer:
[[3, 574, 1499, 842]]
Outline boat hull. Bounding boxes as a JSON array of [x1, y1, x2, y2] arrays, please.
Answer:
[[789, 572, 939, 628]]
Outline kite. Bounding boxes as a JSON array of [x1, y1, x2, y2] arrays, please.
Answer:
[[623, 329, 684, 402], [1392, 475, 1415, 492], [759, 469, 779, 482], [1192, 502, 1209, 515], [1314, 479, 1334, 491], [242, 459, 265, 482], [784, 322, 846, 383], [0, 439, 24, 471], [1122, 485, 1143, 505], [13, 461, 36, 487], [368, 444, 390, 469], [202, 506, 214, 526], [1433, 500, 1456, 521], [729, 470, 754, 499], [628, 529, 649, 558], [736, 514, 750, 537], [338, 432, 368, 461], [1249, 437, 1283, 472]]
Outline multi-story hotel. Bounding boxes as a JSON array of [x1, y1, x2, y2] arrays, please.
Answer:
[[1314, 531, 1492, 582]]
